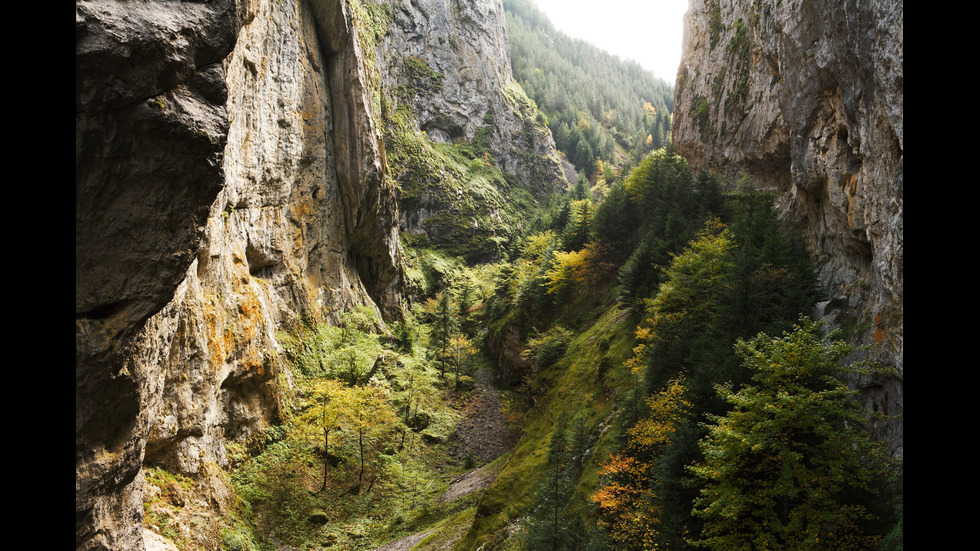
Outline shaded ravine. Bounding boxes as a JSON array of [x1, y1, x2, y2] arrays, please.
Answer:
[[371, 366, 516, 550], [447, 366, 518, 465]]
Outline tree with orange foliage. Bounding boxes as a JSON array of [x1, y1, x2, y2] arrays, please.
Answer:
[[593, 378, 690, 550]]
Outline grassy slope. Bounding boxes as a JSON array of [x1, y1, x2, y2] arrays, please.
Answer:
[[458, 299, 640, 549]]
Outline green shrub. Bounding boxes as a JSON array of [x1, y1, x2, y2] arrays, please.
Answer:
[[523, 325, 574, 367]]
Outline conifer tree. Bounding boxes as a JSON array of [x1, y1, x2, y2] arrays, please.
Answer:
[[525, 417, 577, 551], [562, 199, 593, 252], [429, 292, 458, 380], [689, 319, 894, 550]]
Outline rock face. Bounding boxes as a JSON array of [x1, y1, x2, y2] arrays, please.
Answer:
[[673, 0, 903, 453], [76, 1, 239, 548], [380, 0, 567, 254], [380, 0, 565, 191], [76, 0, 402, 548]]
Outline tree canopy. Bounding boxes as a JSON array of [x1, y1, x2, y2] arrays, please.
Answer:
[[689, 319, 894, 550]]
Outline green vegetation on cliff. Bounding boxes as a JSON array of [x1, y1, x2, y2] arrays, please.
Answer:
[[382, 63, 542, 263]]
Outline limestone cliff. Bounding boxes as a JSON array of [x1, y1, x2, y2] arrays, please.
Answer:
[[379, 0, 567, 260], [672, 0, 903, 452], [76, 0, 401, 548], [380, 0, 563, 190], [76, 1, 239, 548]]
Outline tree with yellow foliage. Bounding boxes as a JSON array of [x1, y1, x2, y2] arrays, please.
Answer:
[[545, 241, 616, 299], [345, 383, 400, 494], [298, 379, 354, 492], [445, 334, 478, 391], [593, 378, 691, 550], [298, 379, 400, 495]]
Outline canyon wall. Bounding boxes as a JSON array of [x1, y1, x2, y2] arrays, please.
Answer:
[[76, 0, 401, 548], [672, 0, 903, 453], [379, 0, 565, 194], [76, 0, 562, 548], [379, 0, 567, 261]]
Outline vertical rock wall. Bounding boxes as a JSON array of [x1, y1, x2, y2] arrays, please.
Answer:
[[76, 0, 403, 548], [672, 0, 903, 453], [380, 0, 566, 195], [76, 1, 239, 548]]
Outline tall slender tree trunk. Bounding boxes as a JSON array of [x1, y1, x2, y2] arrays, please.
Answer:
[[357, 429, 365, 493], [321, 427, 330, 491]]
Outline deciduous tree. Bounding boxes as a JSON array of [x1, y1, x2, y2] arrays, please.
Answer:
[[445, 334, 478, 391], [298, 379, 354, 491], [345, 383, 400, 494], [592, 378, 691, 550]]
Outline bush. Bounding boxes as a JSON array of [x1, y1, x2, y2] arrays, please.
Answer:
[[522, 325, 574, 367]]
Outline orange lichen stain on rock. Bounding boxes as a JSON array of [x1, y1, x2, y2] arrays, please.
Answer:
[[289, 194, 316, 224], [240, 341, 265, 376], [231, 279, 264, 371], [872, 312, 887, 344], [202, 296, 225, 374], [204, 256, 267, 374], [288, 195, 317, 251]]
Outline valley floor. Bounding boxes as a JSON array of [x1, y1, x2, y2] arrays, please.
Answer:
[[371, 365, 517, 551]]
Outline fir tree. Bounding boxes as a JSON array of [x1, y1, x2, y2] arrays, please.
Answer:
[[689, 319, 895, 550], [525, 417, 577, 551]]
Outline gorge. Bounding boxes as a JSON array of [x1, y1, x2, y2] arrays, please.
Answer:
[[76, 0, 903, 549]]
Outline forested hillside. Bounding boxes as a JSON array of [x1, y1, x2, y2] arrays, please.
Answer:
[[457, 148, 902, 549], [504, 0, 674, 178]]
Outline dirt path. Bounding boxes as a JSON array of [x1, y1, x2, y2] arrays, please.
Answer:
[[372, 531, 433, 551], [446, 366, 517, 465], [370, 367, 514, 551]]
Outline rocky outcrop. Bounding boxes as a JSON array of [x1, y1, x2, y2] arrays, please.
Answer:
[[76, 0, 402, 548], [380, 0, 567, 255], [673, 0, 903, 453], [487, 325, 533, 386], [76, 1, 239, 548], [381, 0, 565, 193]]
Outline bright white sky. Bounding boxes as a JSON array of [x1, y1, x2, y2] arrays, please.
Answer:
[[525, 0, 690, 82]]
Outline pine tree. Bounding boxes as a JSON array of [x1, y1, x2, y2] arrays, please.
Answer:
[[525, 417, 577, 551], [561, 199, 593, 252]]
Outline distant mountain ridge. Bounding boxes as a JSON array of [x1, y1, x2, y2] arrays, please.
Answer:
[[504, 0, 675, 176]]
